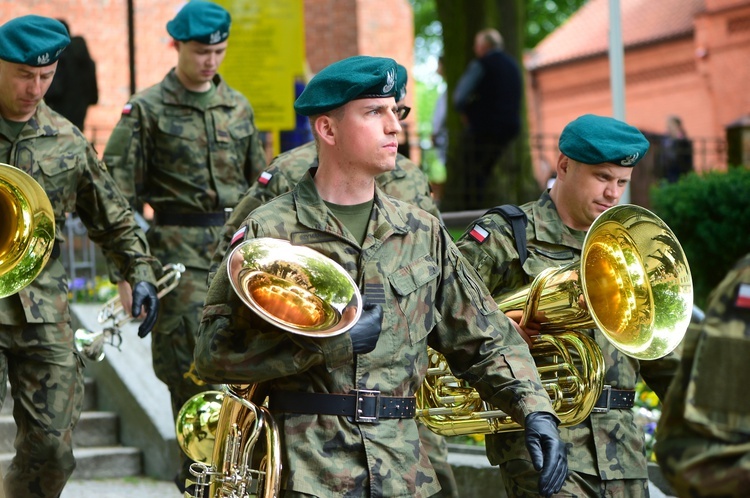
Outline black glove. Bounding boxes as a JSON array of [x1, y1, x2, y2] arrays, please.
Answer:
[[348, 297, 383, 355], [131, 281, 159, 338], [524, 411, 568, 497]]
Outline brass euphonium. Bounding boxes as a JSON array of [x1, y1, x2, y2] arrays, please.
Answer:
[[176, 238, 363, 498], [417, 205, 693, 435], [0, 163, 55, 299], [74, 263, 186, 361]]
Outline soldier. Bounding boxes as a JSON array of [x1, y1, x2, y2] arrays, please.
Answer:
[[206, 67, 459, 497], [456, 114, 678, 497], [101, 0, 267, 491], [195, 55, 567, 498], [0, 15, 160, 498], [655, 252, 750, 496]]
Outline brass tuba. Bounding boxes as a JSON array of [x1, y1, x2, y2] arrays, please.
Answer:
[[74, 263, 186, 361], [417, 205, 693, 435], [175, 238, 363, 498], [0, 163, 55, 299]]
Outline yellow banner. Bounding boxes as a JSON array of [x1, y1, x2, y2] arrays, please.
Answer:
[[215, 0, 305, 131]]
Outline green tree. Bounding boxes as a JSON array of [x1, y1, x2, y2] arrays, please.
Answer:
[[411, 0, 588, 211]]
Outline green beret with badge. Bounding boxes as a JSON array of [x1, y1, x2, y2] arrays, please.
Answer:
[[396, 64, 408, 102], [294, 55, 398, 116], [167, 0, 231, 45], [0, 15, 70, 66], [559, 114, 650, 167]]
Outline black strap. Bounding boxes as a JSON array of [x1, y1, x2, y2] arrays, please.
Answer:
[[154, 212, 226, 227], [51, 240, 61, 259], [484, 204, 528, 265], [269, 390, 416, 422], [592, 386, 636, 413]]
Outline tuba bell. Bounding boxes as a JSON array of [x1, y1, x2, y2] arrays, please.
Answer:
[[417, 205, 693, 435], [0, 163, 55, 299], [175, 238, 362, 498], [74, 263, 185, 361]]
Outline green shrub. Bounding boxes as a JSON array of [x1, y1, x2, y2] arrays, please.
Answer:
[[649, 167, 750, 308]]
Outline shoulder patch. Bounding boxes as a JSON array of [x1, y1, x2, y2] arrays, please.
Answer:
[[735, 283, 750, 309], [257, 171, 273, 186], [230, 226, 247, 247], [121, 103, 133, 116], [468, 223, 490, 244]]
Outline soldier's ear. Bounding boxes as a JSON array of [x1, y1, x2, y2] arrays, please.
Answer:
[[314, 115, 336, 146]]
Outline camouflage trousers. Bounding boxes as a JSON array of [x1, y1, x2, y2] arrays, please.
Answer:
[[418, 423, 459, 498], [499, 459, 649, 498], [150, 266, 219, 488], [0, 321, 84, 498]]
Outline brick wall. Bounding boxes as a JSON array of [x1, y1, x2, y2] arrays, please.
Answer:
[[527, 0, 750, 183], [1, 0, 415, 156]]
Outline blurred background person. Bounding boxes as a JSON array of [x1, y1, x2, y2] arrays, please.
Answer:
[[453, 28, 521, 209], [428, 55, 448, 206], [660, 115, 693, 184], [44, 18, 98, 132]]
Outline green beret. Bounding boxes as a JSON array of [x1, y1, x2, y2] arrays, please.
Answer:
[[167, 0, 231, 45], [396, 64, 408, 102], [559, 114, 650, 167], [0, 15, 69, 66], [294, 56, 398, 116]]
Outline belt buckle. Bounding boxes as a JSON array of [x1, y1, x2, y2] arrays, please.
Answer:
[[592, 385, 612, 414], [353, 389, 380, 423]]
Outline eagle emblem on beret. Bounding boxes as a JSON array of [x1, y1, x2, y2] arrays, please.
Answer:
[[383, 68, 395, 94], [621, 152, 639, 166]]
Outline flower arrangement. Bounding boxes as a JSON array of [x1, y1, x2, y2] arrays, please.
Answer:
[[68, 276, 118, 303], [632, 380, 661, 462]]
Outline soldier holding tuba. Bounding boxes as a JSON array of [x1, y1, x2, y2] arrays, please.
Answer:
[[457, 114, 682, 498], [195, 55, 568, 498], [0, 15, 160, 498]]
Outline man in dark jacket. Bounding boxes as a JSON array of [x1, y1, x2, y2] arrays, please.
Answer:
[[454, 28, 522, 209]]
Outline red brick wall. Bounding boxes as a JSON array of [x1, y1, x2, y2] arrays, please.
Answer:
[[1, 0, 415, 156], [527, 0, 750, 181]]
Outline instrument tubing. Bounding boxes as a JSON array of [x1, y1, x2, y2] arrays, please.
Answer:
[[269, 390, 416, 423], [592, 386, 635, 413], [154, 212, 226, 227]]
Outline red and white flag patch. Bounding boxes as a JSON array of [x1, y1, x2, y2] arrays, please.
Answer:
[[231, 226, 247, 246], [121, 103, 133, 115], [735, 283, 750, 309], [469, 224, 490, 243], [258, 171, 273, 185]]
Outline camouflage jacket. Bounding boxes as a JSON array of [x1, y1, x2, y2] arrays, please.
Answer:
[[655, 253, 750, 496], [0, 103, 158, 324], [455, 190, 679, 480], [208, 141, 440, 282], [196, 171, 555, 498], [103, 69, 267, 271]]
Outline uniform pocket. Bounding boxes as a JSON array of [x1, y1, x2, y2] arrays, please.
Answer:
[[388, 255, 440, 345]]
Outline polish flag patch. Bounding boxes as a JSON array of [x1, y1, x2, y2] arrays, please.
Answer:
[[469, 224, 490, 243], [121, 103, 133, 115], [735, 283, 750, 309], [258, 171, 273, 185], [231, 226, 247, 246]]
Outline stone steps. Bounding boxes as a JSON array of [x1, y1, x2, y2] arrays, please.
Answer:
[[0, 378, 143, 479]]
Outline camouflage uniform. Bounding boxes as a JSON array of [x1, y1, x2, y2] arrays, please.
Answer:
[[207, 141, 458, 497], [210, 141, 439, 278], [0, 102, 159, 498], [456, 190, 679, 497], [195, 171, 557, 498], [655, 253, 750, 496], [102, 68, 266, 482]]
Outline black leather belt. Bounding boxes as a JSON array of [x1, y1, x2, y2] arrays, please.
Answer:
[[269, 390, 416, 423], [154, 212, 226, 227], [592, 386, 636, 413]]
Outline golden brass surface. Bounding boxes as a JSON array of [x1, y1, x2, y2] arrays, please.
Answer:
[[0, 163, 55, 299]]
